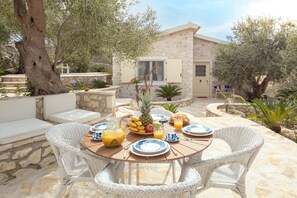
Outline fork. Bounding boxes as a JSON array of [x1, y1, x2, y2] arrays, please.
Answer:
[[123, 145, 129, 159]]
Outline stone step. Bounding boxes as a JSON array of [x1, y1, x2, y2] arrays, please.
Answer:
[[1, 82, 27, 87], [1, 87, 27, 93], [1, 76, 27, 82]]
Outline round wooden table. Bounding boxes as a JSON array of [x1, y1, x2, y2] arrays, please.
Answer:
[[83, 121, 213, 163]]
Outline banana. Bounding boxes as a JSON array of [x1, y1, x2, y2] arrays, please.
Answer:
[[129, 122, 137, 127], [129, 126, 139, 132], [136, 121, 142, 126], [131, 116, 140, 122], [139, 129, 146, 133], [137, 126, 145, 130]]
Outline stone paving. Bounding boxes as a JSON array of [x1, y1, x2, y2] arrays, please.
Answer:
[[0, 98, 297, 198]]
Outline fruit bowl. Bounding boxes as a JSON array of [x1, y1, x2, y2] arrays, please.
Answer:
[[129, 130, 153, 136], [169, 113, 190, 125]]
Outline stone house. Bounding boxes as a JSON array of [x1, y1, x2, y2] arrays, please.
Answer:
[[112, 22, 224, 100]]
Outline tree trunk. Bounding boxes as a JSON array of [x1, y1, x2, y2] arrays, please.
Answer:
[[14, 0, 67, 95], [245, 77, 270, 100]]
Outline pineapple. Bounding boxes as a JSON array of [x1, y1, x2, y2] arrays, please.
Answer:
[[139, 91, 153, 126]]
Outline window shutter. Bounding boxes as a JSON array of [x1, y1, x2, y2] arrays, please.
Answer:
[[166, 59, 182, 83], [120, 60, 136, 83]]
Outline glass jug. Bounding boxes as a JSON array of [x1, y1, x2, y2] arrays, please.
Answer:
[[102, 118, 126, 148]]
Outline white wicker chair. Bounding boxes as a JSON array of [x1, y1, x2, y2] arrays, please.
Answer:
[[94, 164, 201, 198], [188, 126, 264, 198], [45, 123, 111, 198]]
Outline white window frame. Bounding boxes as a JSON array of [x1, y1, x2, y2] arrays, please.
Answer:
[[137, 58, 167, 85]]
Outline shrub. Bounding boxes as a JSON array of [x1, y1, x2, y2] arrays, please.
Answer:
[[91, 65, 112, 73], [74, 82, 90, 90], [92, 80, 108, 89], [163, 104, 178, 113], [248, 99, 297, 133], [156, 85, 181, 101], [25, 80, 35, 96]]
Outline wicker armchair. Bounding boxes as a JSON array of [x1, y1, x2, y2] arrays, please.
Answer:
[[188, 126, 264, 198], [94, 164, 200, 198], [46, 123, 111, 198]]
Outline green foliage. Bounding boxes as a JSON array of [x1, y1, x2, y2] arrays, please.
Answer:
[[90, 65, 112, 73], [277, 69, 297, 99], [247, 99, 297, 133], [163, 104, 178, 113], [213, 17, 295, 100], [45, 0, 160, 71], [25, 80, 35, 96], [92, 80, 108, 89], [74, 83, 90, 90], [156, 85, 182, 101]]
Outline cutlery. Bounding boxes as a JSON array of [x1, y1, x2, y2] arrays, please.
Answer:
[[123, 145, 129, 159], [184, 137, 210, 142], [170, 147, 177, 156]]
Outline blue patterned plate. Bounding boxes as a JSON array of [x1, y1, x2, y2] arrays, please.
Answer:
[[130, 142, 170, 157], [151, 114, 169, 122], [133, 139, 167, 154], [90, 123, 107, 133], [182, 125, 213, 136]]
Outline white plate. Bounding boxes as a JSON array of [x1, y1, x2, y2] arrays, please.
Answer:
[[130, 142, 170, 157], [90, 123, 107, 133], [183, 125, 212, 134], [134, 139, 167, 154], [182, 128, 214, 137], [151, 114, 169, 122]]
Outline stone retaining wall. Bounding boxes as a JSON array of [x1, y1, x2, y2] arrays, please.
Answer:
[[206, 103, 254, 117], [61, 73, 112, 87], [76, 90, 116, 115], [0, 135, 55, 184], [152, 97, 193, 108]]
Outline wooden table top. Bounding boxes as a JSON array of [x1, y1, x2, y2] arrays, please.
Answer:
[[83, 121, 213, 163]]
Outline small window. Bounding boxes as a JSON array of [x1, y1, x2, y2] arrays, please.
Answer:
[[137, 60, 164, 82], [195, 65, 206, 76]]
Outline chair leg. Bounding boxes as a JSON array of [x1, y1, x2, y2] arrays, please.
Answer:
[[55, 177, 70, 198], [172, 161, 176, 183], [237, 178, 247, 198]]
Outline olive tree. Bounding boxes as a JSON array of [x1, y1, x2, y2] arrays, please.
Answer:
[[11, 0, 159, 95], [213, 17, 295, 100]]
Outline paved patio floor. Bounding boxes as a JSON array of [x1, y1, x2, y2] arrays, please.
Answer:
[[0, 98, 296, 198]]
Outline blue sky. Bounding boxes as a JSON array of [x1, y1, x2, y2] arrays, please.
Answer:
[[132, 0, 297, 40]]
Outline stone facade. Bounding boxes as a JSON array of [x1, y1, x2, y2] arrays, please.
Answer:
[[113, 23, 222, 100], [0, 135, 55, 184]]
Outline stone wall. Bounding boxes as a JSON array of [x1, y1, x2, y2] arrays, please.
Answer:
[[206, 103, 254, 117], [0, 135, 55, 184], [34, 90, 117, 120], [61, 73, 112, 88], [76, 90, 116, 115], [113, 29, 195, 99]]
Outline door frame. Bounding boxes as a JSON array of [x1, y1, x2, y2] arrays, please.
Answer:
[[193, 60, 212, 98]]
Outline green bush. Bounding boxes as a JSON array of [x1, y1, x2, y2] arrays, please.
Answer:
[[92, 80, 108, 89], [156, 85, 182, 101], [91, 65, 112, 73], [247, 99, 297, 133], [25, 80, 35, 96], [74, 82, 90, 90], [163, 104, 178, 113]]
